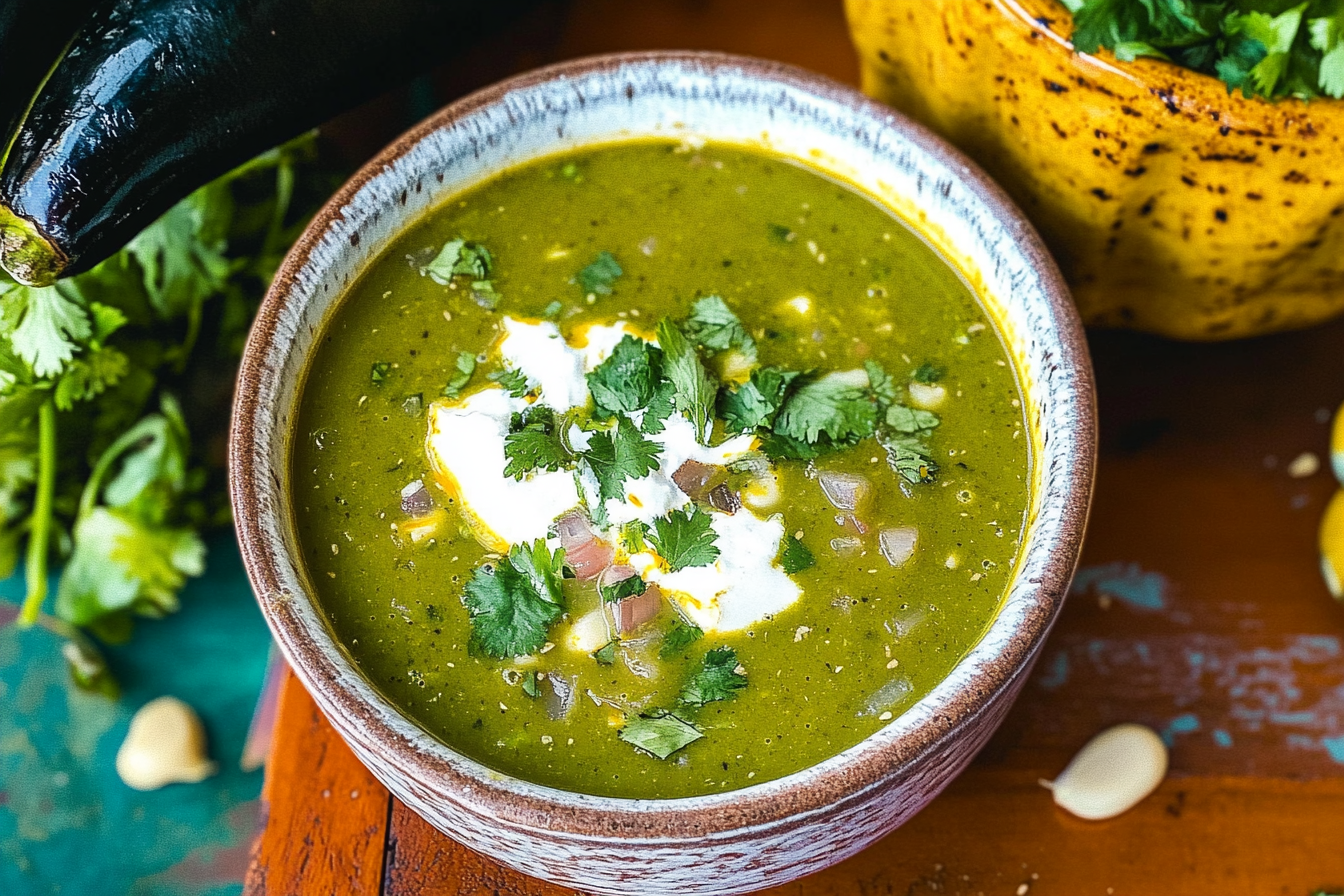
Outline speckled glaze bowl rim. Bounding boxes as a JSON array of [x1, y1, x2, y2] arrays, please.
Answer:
[[231, 51, 1095, 839]]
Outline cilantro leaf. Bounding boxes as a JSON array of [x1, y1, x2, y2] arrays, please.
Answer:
[[127, 190, 232, 318], [885, 404, 941, 436], [655, 318, 717, 442], [773, 371, 878, 446], [767, 223, 796, 243], [577, 251, 623, 296], [659, 621, 705, 659], [503, 405, 575, 480], [584, 415, 662, 502], [588, 335, 660, 417], [719, 366, 799, 433], [682, 295, 757, 363], [542, 300, 564, 320], [521, 670, 541, 698], [879, 434, 940, 485], [462, 539, 565, 658], [680, 646, 747, 705], [864, 359, 900, 405], [649, 505, 719, 571], [441, 351, 477, 399], [618, 520, 649, 554], [7, 284, 92, 378], [423, 238, 493, 284], [54, 346, 129, 411], [1311, 9, 1344, 97], [599, 573, 647, 603], [55, 507, 206, 625], [639, 378, 677, 435], [618, 710, 703, 759], [370, 361, 392, 385], [1224, 5, 1307, 97], [912, 363, 944, 384], [490, 366, 530, 398], [593, 639, 618, 665], [779, 535, 815, 574]]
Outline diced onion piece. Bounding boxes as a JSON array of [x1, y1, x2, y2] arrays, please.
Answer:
[[616, 584, 664, 634], [908, 382, 946, 409], [597, 564, 638, 591], [671, 460, 725, 502], [707, 484, 741, 515], [555, 510, 595, 548], [543, 674, 577, 720], [830, 535, 863, 556], [878, 527, 918, 567], [818, 471, 871, 512], [561, 517, 614, 581], [1043, 723, 1167, 820], [400, 479, 435, 516], [564, 610, 611, 653]]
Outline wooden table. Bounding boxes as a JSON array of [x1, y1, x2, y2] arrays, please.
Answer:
[[244, 3, 1344, 893]]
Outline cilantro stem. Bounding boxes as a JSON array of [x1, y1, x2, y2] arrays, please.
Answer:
[[18, 400, 56, 627]]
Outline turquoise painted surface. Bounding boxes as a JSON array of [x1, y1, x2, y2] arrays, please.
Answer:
[[0, 534, 270, 896]]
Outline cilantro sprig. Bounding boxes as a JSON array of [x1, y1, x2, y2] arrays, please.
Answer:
[[618, 710, 704, 759], [1, 135, 321, 688], [680, 646, 748, 705], [462, 539, 567, 658], [649, 505, 720, 571], [503, 405, 576, 480], [1061, 0, 1344, 100]]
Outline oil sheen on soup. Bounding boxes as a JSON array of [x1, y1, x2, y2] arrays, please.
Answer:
[[291, 141, 1030, 799]]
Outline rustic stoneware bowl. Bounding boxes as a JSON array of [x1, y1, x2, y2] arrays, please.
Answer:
[[231, 52, 1095, 896]]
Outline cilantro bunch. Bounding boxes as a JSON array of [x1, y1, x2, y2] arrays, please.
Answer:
[[1060, 0, 1344, 100], [0, 136, 327, 691]]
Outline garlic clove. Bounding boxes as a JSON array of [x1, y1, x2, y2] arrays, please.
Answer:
[[116, 696, 218, 791], [1041, 723, 1167, 820]]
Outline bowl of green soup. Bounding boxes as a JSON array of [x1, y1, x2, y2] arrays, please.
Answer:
[[231, 51, 1095, 895]]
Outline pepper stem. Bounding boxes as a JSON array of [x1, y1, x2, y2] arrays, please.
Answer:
[[18, 400, 57, 627], [0, 205, 66, 287]]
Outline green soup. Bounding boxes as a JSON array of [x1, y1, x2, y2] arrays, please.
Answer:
[[290, 141, 1029, 799]]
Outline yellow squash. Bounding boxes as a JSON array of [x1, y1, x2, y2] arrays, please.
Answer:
[[847, 0, 1344, 340]]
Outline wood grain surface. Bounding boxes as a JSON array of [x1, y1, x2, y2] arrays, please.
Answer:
[[243, 2, 1344, 894]]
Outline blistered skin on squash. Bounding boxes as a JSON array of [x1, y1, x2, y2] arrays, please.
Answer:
[[846, 0, 1344, 341]]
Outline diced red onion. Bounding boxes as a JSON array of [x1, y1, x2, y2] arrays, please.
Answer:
[[818, 471, 871, 512], [616, 584, 664, 634], [830, 535, 863, 556], [672, 460, 725, 502], [598, 564, 638, 590], [400, 479, 435, 517], [707, 484, 741, 515], [844, 513, 870, 536], [555, 510, 594, 549], [567, 539, 614, 581], [544, 674, 576, 720], [879, 527, 918, 568]]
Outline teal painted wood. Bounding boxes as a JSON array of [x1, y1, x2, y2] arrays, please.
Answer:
[[0, 534, 271, 896]]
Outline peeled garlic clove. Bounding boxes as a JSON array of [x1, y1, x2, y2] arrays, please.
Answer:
[[116, 696, 218, 791], [1042, 723, 1167, 820]]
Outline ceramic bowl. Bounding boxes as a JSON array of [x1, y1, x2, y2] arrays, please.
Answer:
[[848, 0, 1344, 340], [230, 51, 1095, 896]]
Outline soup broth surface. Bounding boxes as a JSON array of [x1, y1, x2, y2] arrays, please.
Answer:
[[291, 141, 1030, 798]]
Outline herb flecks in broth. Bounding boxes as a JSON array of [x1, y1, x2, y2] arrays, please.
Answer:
[[291, 141, 1029, 798]]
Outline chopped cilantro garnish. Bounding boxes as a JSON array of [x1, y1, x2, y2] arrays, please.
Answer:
[[599, 573, 647, 603], [423, 238, 493, 284], [758, 431, 822, 461], [1063, 0, 1344, 99], [503, 405, 574, 480], [462, 539, 566, 658], [879, 435, 940, 485], [680, 646, 747, 705], [639, 378, 678, 435], [593, 640, 618, 665], [649, 505, 719, 572], [719, 366, 799, 433], [779, 534, 815, 574], [655, 318, 717, 443], [577, 251, 623, 296], [489, 366, 530, 398], [682, 295, 757, 363], [618, 710, 703, 759], [521, 670, 541, 698], [469, 279, 500, 310], [584, 415, 662, 502], [773, 372, 878, 447], [588, 334, 660, 417], [441, 351, 476, 398], [864, 359, 900, 405], [542, 300, 564, 320], [619, 520, 649, 554], [370, 361, 392, 385], [767, 223, 796, 243], [911, 363, 943, 384], [659, 621, 705, 659], [885, 404, 941, 436]]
